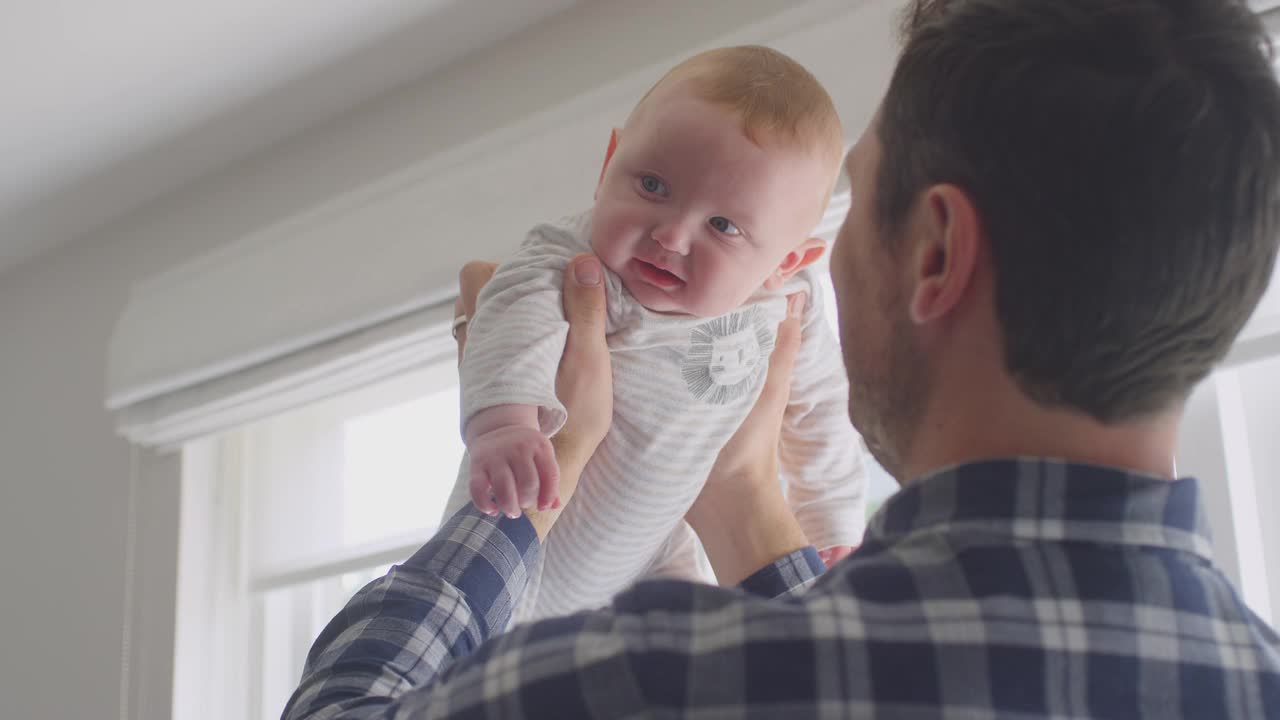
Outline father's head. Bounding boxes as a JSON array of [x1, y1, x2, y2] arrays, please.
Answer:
[[832, 0, 1280, 478]]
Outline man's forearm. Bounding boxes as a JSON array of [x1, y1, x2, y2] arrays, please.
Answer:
[[524, 432, 592, 539], [687, 480, 812, 587], [282, 506, 539, 719], [285, 503, 821, 720]]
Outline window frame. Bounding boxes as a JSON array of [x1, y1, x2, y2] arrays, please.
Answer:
[[169, 359, 464, 719]]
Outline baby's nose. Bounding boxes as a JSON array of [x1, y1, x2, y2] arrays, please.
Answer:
[[651, 221, 693, 255]]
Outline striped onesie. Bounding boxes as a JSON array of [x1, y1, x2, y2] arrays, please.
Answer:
[[444, 212, 867, 623]]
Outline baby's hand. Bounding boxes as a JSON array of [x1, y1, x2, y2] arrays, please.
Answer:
[[468, 424, 561, 518], [819, 545, 856, 569]]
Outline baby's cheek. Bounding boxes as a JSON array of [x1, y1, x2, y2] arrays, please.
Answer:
[[589, 215, 630, 260], [692, 269, 755, 317]]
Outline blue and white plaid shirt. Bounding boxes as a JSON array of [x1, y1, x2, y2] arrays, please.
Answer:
[[283, 459, 1280, 718]]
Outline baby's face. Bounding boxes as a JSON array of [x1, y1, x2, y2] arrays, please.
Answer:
[[590, 85, 832, 317]]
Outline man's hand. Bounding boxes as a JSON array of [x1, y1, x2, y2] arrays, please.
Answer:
[[546, 256, 613, 483], [454, 255, 612, 538], [686, 291, 812, 585]]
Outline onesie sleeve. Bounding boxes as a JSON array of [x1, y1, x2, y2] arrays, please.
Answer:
[[778, 270, 869, 550], [459, 223, 584, 437]]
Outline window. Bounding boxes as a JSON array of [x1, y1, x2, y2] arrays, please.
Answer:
[[248, 372, 467, 716], [174, 361, 466, 719], [1177, 275, 1280, 627]]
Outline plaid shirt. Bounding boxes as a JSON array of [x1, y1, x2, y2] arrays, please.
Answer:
[[283, 459, 1280, 719]]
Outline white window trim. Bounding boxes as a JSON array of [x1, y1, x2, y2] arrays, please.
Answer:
[[119, 448, 184, 720], [171, 436, 253, 719], [1214, 370, 1275, 625], [250, 532, 428, 596], [164, 355, 463, 719]]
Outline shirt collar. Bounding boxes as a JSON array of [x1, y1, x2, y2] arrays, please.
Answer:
[[864, 458, 1215, 562]]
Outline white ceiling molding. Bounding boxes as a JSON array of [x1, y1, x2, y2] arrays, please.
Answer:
[[105, 0, 898, 448], [0, 0, 584, 276]]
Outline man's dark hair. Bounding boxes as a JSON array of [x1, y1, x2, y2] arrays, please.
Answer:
[[878, 0, 1280, 422]]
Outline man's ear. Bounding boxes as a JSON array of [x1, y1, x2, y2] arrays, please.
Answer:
[[595, 128, 621, 198], [908, 184, 980, 325], [764, 237, 826, 290]]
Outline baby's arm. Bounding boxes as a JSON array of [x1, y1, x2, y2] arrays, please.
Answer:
[[779, 277, 869, 552], [459, 225, 583, 517]]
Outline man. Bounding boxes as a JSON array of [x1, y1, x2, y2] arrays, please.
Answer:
[[285, 0, 1280, 717]]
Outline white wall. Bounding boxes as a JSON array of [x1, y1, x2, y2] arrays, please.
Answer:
[[0, 1, 892, 716], [0, 203, 221, 717]]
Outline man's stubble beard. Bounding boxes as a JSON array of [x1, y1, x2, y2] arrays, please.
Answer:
[[847, 290, 929, 484]]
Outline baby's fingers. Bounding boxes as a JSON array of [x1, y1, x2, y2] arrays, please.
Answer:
[[489, 466, 521, 519], [469, 466, 497, 516], [533, 446, 561, 511], [513, 453, 540, 511]]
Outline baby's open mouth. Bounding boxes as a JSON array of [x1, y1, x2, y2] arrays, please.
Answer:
[[632, 259, 684, 289]]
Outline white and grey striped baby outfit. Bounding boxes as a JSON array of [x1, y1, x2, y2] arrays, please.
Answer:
[[443, 212, 867, 624]]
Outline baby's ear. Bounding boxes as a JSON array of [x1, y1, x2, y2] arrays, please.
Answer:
[[764, 238, 826, 290], [595, 129, 621, 198]]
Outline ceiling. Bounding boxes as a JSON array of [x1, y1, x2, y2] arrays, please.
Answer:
[[0, 0, 582, 275], [6, 0, 1280, 280]]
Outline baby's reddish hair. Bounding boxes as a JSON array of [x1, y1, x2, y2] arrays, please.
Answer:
[[632, 46, 845, 192]]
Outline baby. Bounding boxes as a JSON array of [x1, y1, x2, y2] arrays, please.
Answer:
[[444, 46, 867, 623]]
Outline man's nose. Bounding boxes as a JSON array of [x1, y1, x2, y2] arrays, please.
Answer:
[[651, 219, 695, 255]]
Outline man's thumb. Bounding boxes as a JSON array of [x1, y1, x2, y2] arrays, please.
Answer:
[[563, 255, 607, 329]]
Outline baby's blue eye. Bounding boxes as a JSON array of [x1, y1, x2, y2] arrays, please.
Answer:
[[709, 216, 741, 236], [640, 175, 668, 196]]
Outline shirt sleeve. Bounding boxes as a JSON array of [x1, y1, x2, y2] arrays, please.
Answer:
[[282, 505, 823, 720], [778, 269, 869, 550], [459, 224, 584, 436]]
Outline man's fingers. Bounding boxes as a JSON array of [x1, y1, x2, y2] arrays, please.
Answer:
[[455, 261, 497, 361], [759, 292, 806, 408], [453, 296, 469, 361], [458, 261, 498, 318], [555, 253, 614, 460]]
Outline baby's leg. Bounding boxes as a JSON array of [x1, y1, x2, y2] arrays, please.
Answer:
[[640, 520, 716, 584]]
